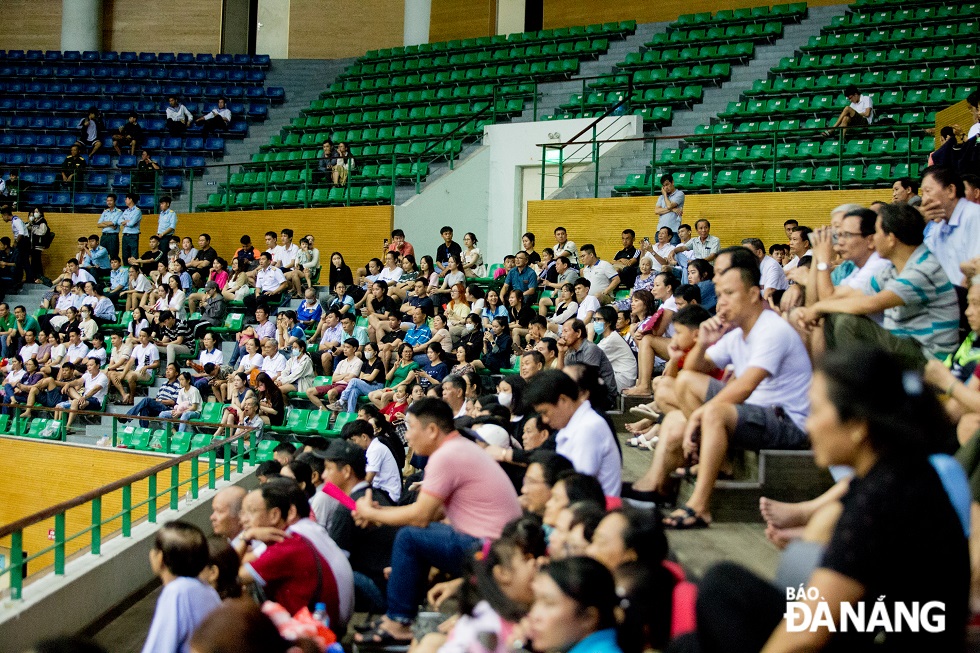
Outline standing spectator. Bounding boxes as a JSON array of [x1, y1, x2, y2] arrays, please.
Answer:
[[119, 193, 143, 264], [140, 521, 221, 653], [653, 173, 685, 241], [154, 196, 178, 253], [196, 98, 231, 140], [2, 206, 29, 284], [61, 144, 86, 187], [112, 112, 143, 156], [96, 193, 122, 259], [823, 84, 874, 138], [165, 95, 193, 137], [75, 107, 104, 157], [26, 207, 52, 285]]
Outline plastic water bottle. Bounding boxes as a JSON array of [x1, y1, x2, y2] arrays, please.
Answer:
[[326, 645, 344, 653], [311, 602, 330, 629]]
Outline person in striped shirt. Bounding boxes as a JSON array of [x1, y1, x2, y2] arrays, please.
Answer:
[[797, 203, 960, 368]]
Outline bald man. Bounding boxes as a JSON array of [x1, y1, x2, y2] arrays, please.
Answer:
[[210, 485, 246, 541]]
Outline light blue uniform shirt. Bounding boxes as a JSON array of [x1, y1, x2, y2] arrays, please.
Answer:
[[108, 267, 128, 290], [923, 197, 980, 287], [99, 207, 122, 234], [120, 206, 142, 234], [139, 576, 221, 653], [83, 246, 111, 269], [157, 209, 178, 236]]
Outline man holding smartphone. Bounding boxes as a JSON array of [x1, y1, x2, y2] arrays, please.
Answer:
[[612, 228, 641, 288]]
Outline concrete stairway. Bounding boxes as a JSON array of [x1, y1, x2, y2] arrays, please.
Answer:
[[173, 59, 353, 213], [569, 4, 848, 199]]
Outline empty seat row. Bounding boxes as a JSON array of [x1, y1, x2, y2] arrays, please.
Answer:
[[0, 66, 265, 84], [589, 64, 732, 88], [0, 50, 271, 68], [0, 135, 223, 155], [657, 137, 933, 167], [328, 59, 580, 96], [546, 106, 673, 128], [266, 118, 493, 152], [0, 81, 280, 103], [672, 3, 807, 28], [644, 21, 783, 49], [829, 4, 978, 31], [721, 87, 971, 119], [802, 23, 978, 52], [616, 163, 920, 195], [774, 45, 980, 75], [359, 22, 634, 62], [308, 83, 532, 115], [745, 66, 979, 98], [198, 185, 395, 210], [347, 40, 607, 79], [247, 141, 463, 167], [0, 151, 206, 171], [617, 43, 755, 68], [688, 112, 935, 141], [22, 191, 160, 210], [1, 115, 248, 137]]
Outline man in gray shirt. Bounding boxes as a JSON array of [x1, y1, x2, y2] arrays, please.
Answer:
[[558, 319, 619, 405], [654, 173, 685, 243]]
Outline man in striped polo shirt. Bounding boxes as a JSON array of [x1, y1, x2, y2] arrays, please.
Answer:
[[798, 203, 960, 368]]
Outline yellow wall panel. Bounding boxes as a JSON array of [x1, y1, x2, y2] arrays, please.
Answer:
[[430, 0, 496, 42], [101, 0, 223, 53], [527, 189, 889, 262], [0, 1, 63, 51], [289, 0, 405, 59], [543, 0, 847, 30], [40, 206, 394, 280], [0, 438, 193, 574], [935, 100, 975, 149]]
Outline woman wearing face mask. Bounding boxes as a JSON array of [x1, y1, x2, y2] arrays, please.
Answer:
[[77, 305, 98, 341], [26, 206, 51, 285], [331, 342, 385, 413], [526, 557, 624, 653], [459, 313, 485, 364], [497, 374, 528, 436], [275, 340, 315, 396]]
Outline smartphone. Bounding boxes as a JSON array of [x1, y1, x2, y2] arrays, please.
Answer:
[[642, 237, 650, 245], [383, 238, 389, 248]]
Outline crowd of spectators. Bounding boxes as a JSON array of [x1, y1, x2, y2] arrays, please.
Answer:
[[9, 157, 980, 653]]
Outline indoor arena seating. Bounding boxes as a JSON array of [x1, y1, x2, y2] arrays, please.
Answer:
[[548, 2, 809, 127], [615, 0, 980, 195], [197, 21, 636, 211], [0, 50, 283, 211]]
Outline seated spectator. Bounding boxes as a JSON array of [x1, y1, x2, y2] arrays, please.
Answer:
[[236, 478, 354, 630], [500, 251, 538, 306], [526, 557, 624, 653], [158, 372, 203, 433], [593, 306, 636, 391], [434, 226, 463, 276], [920, 166, 980, 288], [823, 84, 874, 138], [141, 521, 221, 653], [696, 346, 967, 652], [483, 317, 513, 374], [352, 398, 521, 646], [614, 255, 656, 312], [783, 225, 813, 272], [221, 257, 252, 303], [579, 244, 620, 304], [506, 289, 536, 347], [740, 238, 785, 304], [112, 112, 143, 156], [133, 150, 162, 188], [343, 418, 402, 502], [74, 107, 104, 157], [276, 341, 315, 396], [54, 357, 108, 432], [196, 98, 231, 140], [798, 203, 960, 367], [60, 144, 87, 187], [892, 176, 921, 206], [317, 141, 340, 183], [126, 362, 179, 428], [186, 234, 218, 289], [525, 369, 621, 497], [481, 289, 508, 328], [461, 232, 485, 278], [165, 95, 193, 137]]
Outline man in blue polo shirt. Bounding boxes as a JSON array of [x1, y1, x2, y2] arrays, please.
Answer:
[[97, 193, 122, 259], [500, 251, 538, 302], [119, 192, 143, 264], [155, 195, 178, 253]]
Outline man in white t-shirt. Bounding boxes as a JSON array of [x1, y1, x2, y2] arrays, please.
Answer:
[[573, 278, 601, 324], [740, 238, 788, 302], [628, 264, 812, 527], [259, 338, 287, 381], [344, 419, 402, 502], [593, 306, 636, 390], [272, 228, 300, 271], [56, 357, 109, 430], [783, 226, 813, 273], [110, 328, 160, 404], [578, 244, 619, 304], [826, 84, 873, 138]]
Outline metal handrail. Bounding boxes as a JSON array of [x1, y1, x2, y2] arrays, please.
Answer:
[[0, 406, 259, 600]]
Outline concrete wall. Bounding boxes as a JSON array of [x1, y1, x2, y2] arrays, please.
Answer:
[[395, 146, 492, 265]]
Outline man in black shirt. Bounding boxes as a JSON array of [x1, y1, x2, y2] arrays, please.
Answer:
[[379, 313, 406, 365], [112, 113, 143, 156], [61, 145, 86, 186], [404, 279, 435, 319], [188, 233, 217, 288], [154, 310, 193, 366], [134, 150, 161, 187], [612, 228, 641, 289], [319, 439, 397, 613], [434, 226, 462, 274], [130, 235, 163, 276]]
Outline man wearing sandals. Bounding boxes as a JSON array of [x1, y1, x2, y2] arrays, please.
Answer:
[[627, 259, 812, 529]]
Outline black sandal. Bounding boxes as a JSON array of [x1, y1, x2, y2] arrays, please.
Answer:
[[354, 623, 413, 647], [663, 506, 710, 530], [353, 615, 385, 634]]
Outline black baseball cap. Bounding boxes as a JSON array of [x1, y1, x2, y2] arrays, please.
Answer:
[[313, 439, 365, 468]]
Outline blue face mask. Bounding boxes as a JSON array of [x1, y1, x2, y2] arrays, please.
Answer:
[[594, 321, 605, 335]]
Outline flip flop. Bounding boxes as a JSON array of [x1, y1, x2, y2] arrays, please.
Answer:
[[663, 506, 710, 530], [354, 623, 413, 647], [629, 405, 661, 420]]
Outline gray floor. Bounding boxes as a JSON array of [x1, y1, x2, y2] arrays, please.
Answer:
[[88, 430, 780, 652]]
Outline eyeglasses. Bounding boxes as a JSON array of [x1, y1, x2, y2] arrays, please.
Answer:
[[836, 231, 866, 240]]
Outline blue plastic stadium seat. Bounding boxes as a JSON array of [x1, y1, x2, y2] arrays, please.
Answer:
[[27, 153, 47, 166], [252, 54, 271, 67], [196, 53, 214, 64], [50, 192, 70, 207], [158, 53, 176, 64], [138, 52, 156, 62], [160, 175, 183, 190], [116, 154, 138, 169], [162, 155, 183, 169], [185, 137, 205, 152], [215, 54, 233, 65], [111, 174, 132, 188], [74, 193, 96, 208], [137, 195, 155, 210], [86, 173, 108, 187], [163, 137, 182, 150], [266, 87, 285, 102], [204, 137, 224, 152], [90, 154, 111, 168], [143, 136, 162, 150], [233, 54, 250, 66], [176, 53, 194, 64], [25, 192, 48, 205], [184, 156, 206, 171]]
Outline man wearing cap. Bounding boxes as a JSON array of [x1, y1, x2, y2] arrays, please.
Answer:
[[353, 398, 521, 645], [318, 439, 398, 613]]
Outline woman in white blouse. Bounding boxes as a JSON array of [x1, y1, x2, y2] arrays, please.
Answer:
[[462, 232, 486, 278], [166, 275, 187, 320], [276, 341, 315, 395]]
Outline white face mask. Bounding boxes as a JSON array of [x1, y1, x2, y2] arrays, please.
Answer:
[[291, 349, 301, 358], [364, 350, 375, 360], [498, 391, 513, 407], [170, 243, 178, 250], [465, 323, 476, 332]]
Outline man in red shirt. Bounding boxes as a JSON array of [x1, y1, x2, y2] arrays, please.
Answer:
[[353, 398, 522, 646], [236, 478, 354, 629]]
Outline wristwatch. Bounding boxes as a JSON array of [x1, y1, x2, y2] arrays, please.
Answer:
[[816, 262, 829, 271]]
